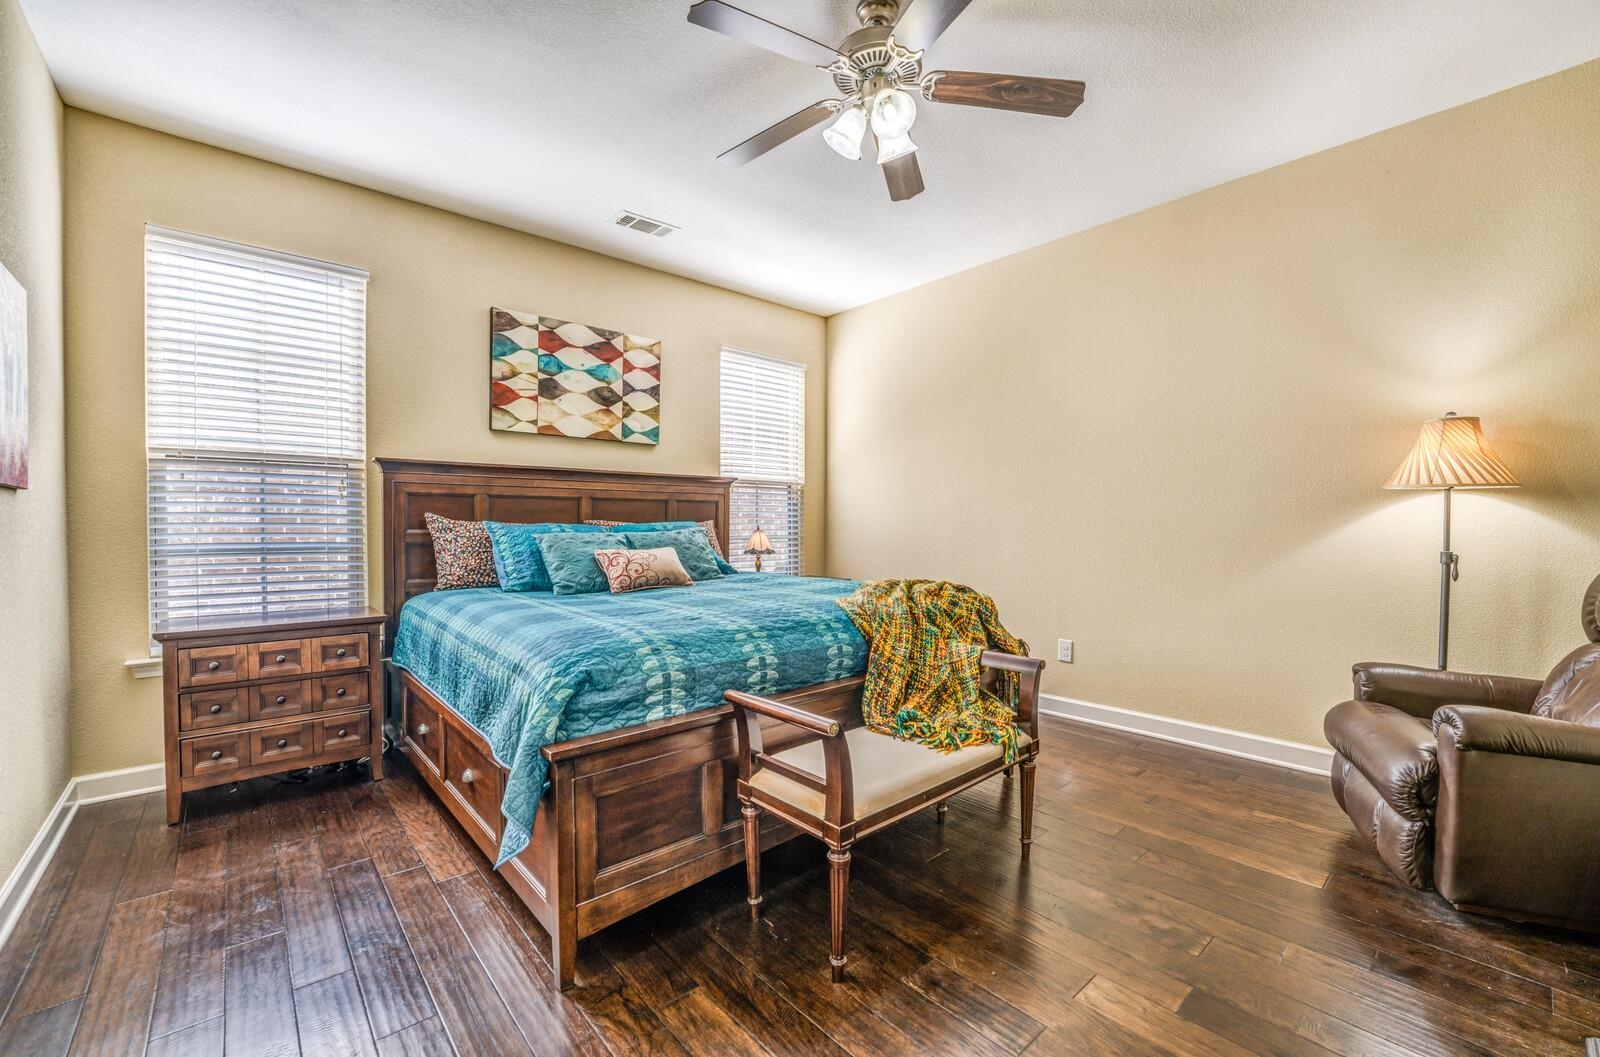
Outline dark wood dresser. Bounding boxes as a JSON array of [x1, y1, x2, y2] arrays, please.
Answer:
[[153, 607, 386, 824]]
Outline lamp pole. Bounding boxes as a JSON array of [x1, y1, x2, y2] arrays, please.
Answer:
[[1436, 487, 1459, 670]]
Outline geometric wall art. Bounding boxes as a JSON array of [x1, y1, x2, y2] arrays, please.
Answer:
[[489, 307, 661, 445], [0, 260, 27, 489]]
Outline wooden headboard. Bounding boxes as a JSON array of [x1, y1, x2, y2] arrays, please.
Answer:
[[377, 458, 735, 644]]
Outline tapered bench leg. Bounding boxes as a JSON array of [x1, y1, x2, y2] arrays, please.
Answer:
[[1020, 758, 1037, 858], [936, 802, 948, 824], [742, 803, 763, 918], [828, 845, 852, 982]]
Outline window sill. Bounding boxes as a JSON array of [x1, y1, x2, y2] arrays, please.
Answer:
[[125, 656, 163, 680]]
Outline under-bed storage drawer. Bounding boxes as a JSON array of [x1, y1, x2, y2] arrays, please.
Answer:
[[445, 731, 502, 843], [406, 693, 444, 775]]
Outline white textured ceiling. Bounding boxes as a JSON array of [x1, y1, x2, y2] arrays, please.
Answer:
[[20, 0, 1600, 314]]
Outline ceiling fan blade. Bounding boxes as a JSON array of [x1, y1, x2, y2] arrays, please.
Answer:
[[923, 71, 1086, 117], [892, 0, 975, 52], [687, 1, 840, 66], [718, 101, 839, 166], [882, 152, 925, 201]]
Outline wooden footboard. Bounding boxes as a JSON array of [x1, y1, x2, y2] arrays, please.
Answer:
[[389, 663, 863, 989]]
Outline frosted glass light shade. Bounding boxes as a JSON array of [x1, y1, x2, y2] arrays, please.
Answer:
[[1384, 414, 1520, 490], [871, 88, 917, 137], [875, 132, 917, 164], [822, 106, 867, 160]]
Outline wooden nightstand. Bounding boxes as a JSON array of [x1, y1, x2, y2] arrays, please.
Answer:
[[154, 607, 386, 825]]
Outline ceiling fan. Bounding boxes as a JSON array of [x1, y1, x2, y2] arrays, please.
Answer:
[[687, 0, 1086, 202]]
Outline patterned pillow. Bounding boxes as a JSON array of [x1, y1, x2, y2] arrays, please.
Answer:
[[535, 532, 630, 596], [585, 519, 728, 559], [484, 521, 608, 592], [423, 513, 498, 590], [594, 547, 694, 594]]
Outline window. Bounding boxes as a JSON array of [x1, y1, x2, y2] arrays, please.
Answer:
[[145, 226, 369, 629], [720, 348, 805, 574]]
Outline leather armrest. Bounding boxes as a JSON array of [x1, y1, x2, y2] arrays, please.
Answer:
[[1352, 662, 1541, 718], [1433, 705, 1600, 765]]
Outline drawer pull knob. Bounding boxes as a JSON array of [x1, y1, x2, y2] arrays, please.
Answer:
[[336, 687, 347, 697], [275, 695, 287, 705], [274, 653, 286, 663], [210, 750, 223, 760], [207, 661, 221, 671], [335, 647, 348, 658], [460, 768, 476, 784], [276, 738, 289, 748], [209, 703, 223, 714], [337, 728, 348, 737], [415, 722, 430, 736]]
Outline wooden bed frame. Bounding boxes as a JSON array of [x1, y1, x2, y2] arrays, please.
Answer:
[[377, 458, 839, 989]]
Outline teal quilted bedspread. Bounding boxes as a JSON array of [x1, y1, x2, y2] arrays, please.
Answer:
[[389, 575, 866, 864]]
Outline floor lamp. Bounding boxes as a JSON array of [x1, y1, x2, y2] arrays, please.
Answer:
[[1383, 412, 1519, 669]]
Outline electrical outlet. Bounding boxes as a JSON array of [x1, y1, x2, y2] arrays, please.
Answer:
[[1057, 639, 1074, 663]]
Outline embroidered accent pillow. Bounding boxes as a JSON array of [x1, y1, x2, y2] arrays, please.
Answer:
[[622, 528, 724, 582], [534, 531, 629, 596], [584, 519, 736, 573], [423, 513, 498, 590], [593, 547, 695, 594]]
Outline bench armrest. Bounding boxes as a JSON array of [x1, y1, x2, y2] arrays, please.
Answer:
[[724, 689, 843, 737], [982, 651, 1046, 738], [725, 688, 856, 824], [1352, 662, 1541, 719]]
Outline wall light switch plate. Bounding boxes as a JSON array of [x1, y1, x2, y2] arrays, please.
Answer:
[[1057, 639, 1074, 663]]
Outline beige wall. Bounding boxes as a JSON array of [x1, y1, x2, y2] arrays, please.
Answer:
[[0, 0, 68, 882], [65, 110, 826, 776], [827, 60, 1600, 749]]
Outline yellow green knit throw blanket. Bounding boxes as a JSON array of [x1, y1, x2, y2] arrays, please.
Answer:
[[838, 579, 1024, 763]]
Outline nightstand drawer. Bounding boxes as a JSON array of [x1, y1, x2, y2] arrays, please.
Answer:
[[251, 680, 312, 722], [179, 688, 245, 731], [251, 721, 317, 767], [313, 634, 366, 672], [250, 639, 309, 680], [315, 673, 365, 710], [319, 711, 371, 754], [178, 645, 247, 688], [181, 731, 247, 778]]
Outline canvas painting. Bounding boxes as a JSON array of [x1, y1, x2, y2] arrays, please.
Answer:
[[489, 307, 661, 445], [0, 261, 26, 490]]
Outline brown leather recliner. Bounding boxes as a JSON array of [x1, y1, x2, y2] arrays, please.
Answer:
[[1324, 574, 1600, 931]]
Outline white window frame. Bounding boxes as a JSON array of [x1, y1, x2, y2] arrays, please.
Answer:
[[144, 225, 370, 632], [720, 347, 805, 575]]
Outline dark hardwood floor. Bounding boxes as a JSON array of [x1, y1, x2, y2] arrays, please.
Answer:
[[1, 714, 1596, 1056]]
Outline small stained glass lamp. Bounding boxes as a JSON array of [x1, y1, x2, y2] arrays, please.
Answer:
[[744, 527, 775, 573]]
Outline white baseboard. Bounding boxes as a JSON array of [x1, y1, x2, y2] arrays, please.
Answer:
[[1040, 693, 1334, 775], [0, 761, 165, 950]]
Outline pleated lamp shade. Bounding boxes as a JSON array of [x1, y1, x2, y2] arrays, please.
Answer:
[[1384, 414, 1519, 490]]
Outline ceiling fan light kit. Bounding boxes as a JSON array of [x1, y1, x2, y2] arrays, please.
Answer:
[[688, 0, 1086, 202]]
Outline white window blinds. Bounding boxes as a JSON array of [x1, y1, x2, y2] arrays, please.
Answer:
[[719, 348, 805, 575], [145, 226, 369, 629]]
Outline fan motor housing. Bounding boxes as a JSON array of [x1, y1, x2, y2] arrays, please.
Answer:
[[827, 27, 923, 99]]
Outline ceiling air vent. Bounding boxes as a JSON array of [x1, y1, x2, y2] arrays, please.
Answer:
[[610, 211, 680, 238]]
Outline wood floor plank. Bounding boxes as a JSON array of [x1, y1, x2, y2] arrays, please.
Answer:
[[329, 860, 435, 1040], [1075, 975, 1260, 1057], [8, 821, 138, 1018], [381, 866, 532, 1057], [294, 970, 378, 1057], [66, 890, 169, 1057], [655, 989, 773, 1057], [149, 824, 229, 1039], [142, 1017, 223, 1057], [275, 837, 353, 988], [223, 932, 301, 1057], [345, 784, 423, 878], [0, 808, 97, 1022], [225, 806, 285, 949], [374, 1018, 456, 1057], [0, 996, 84, 1057], [115, 795, 181, 905], [435, 872, 610, 1057], [379, 775, 477, 883]]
